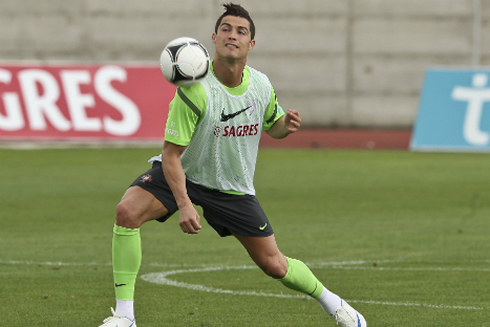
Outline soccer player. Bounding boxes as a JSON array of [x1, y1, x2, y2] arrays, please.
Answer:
[[99, 3, 367, 327]]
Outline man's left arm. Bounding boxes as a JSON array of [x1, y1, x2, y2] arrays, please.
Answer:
[[265, 109, 302, 139], [262, 86, 301, 139]]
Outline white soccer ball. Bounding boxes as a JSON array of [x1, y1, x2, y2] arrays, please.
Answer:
[[159, 37, 210, 87]]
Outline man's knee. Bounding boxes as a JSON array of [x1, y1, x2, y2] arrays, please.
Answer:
[[115, 201, 143, 229], [115, 186, 168, 228], [261, 256, 288, 279]]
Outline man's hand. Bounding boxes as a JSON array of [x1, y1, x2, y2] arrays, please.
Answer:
[[284, 109, 301, 134], [178, 203, 202, 234], [266, 109, 302, 139]]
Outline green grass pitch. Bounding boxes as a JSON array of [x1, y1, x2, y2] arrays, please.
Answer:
[[1, 147, 489, 326]]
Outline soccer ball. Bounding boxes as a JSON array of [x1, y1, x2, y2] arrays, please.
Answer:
[[159, 37, 210, 87]]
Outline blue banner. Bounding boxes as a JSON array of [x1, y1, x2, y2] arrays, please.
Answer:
[[411, 69, 490, 152]]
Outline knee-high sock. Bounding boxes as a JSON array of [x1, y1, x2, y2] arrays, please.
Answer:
[[112, 224, 141, 301], [278, 257, 343, 315], [278, 257, 324, 298]]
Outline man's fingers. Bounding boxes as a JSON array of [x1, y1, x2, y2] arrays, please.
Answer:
[[180, 217, 202, 234], [191, 218, 202, 231]]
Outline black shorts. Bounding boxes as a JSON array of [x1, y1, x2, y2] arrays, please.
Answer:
[[130, 162, 274, 237]]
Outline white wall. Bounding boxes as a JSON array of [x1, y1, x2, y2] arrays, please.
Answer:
[[1, 0, 488, 128]]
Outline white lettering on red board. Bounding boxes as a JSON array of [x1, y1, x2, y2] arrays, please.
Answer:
[[0, 65, 141, 136]]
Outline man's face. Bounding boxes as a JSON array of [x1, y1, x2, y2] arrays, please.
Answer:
[[212, 15, 255, 61]]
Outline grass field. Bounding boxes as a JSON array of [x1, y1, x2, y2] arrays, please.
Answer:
[[1, 147, 489, 326]]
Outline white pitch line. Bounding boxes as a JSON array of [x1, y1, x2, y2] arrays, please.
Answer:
[[0, 259, 210, 269], [0, 259, 373, 269], [0, 259, 112, 267], [308, 265, 490, 272], [2, 259, 490, 272], [2, 259, 487, 310], [140, 266, 305, 300], [139, 266, 488, 311], [347, 300, 486, 311]]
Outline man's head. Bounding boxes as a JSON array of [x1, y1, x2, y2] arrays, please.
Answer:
[[212, 3, 255, 62], [215, 3, 255, 41]]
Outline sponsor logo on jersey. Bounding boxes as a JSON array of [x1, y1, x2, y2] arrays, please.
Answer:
[[140, 174, 152, 183], [220, 123, 259, 137], [214, 126, 222, 137], [165, 127, 179, 137], [220, 105, 253, 122]]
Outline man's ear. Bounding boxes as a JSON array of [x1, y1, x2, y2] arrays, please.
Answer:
[[212, 33, 217, 44], [249, 39, 255, 50]]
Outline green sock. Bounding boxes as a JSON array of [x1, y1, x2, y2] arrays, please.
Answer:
[[112, 224, 141, 301], [278, 257, 324, 298]]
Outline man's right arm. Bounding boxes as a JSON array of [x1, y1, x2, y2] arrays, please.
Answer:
[[161, 85, 206, 234], [161, 141, 202, 234]]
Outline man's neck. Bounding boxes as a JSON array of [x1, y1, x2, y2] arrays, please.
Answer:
[[212, 56, 246, 88]]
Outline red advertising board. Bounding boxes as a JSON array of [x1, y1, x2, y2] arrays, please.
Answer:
[[0, 63, 176, 141]]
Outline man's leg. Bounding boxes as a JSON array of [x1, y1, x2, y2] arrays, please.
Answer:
[[107, 186, 168, 323], [232, 233, 329, 299], [232, 233, 366, 326]]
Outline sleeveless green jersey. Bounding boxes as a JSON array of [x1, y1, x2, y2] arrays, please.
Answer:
[[151, 62, 284, 195]]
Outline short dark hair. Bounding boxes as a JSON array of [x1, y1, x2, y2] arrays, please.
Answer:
[[215, 3, 255, 40]]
